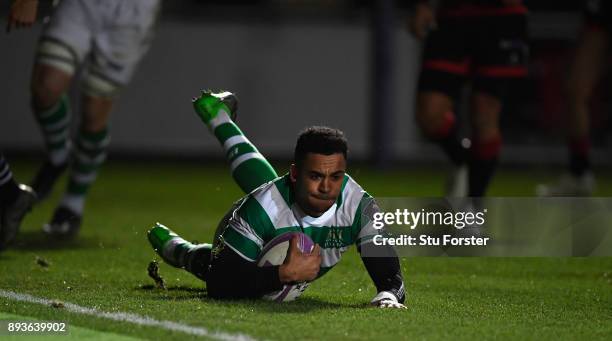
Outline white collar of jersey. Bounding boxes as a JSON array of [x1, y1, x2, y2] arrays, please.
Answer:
[[293, 202, 337, 227]]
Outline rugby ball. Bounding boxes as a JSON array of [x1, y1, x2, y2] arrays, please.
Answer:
[[257, 232, 315, 302]]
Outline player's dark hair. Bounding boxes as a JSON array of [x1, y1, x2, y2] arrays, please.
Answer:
[[294, 126, 348, 166]]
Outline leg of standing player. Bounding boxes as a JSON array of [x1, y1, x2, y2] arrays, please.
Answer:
[[29, 61, 74, 200], [44, 86, 115, 237], [467, 89, 503, 197], [29, 0, 96, 235], [29, 0, 103, 204], [566, 27, 607, 187], [56, 0, 162, 233], [416, 91, 469, 197], [30, 67, 114, 237], [415, 14, 470, 196], [33, 0, 160, 237], [537, 25, 607, 196], [468, 7, 528, 197]]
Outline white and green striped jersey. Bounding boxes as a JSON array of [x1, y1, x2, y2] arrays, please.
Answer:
[[219, 173, 378, 277]]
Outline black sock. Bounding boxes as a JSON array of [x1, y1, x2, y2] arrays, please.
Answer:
[[569, 152, 590, 177], [0, 156, 20, 205], [434, 134, 468, 166], [468, 157, 498, 197], [568, 136, 590, 177], [185, 244, 213, 281]]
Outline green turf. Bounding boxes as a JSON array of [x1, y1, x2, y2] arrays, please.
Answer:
[[1, 160, 611, 340]]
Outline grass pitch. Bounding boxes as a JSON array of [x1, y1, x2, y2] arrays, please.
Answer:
[[1, 160, 611, 340]]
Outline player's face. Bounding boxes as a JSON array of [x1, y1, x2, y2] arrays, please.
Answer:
[[291, 152, 346, 217]]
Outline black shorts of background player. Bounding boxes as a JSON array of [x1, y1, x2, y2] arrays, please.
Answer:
[[410, 0, 529, 197]]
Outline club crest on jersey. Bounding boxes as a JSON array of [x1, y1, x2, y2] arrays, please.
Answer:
[[324, 227, 344, 248]]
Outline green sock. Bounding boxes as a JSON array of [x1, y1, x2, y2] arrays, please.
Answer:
[[61, 127, 110, 214], [148, 222, 211, 277], [162, 240, 212, 280], [34, 95, 71, 165], [159, 235, 212, 280], [209, 110, 277, 194], [162, 237, 196, 268], [193, 92, 278, 193]]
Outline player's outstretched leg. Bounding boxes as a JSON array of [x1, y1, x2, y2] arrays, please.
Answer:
[[148, 223, 212, 280], [0, 154, 36, 251], [192, 90, 278, 194]]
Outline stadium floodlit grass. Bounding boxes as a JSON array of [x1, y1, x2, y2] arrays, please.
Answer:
[[1, 159, 611, 340]]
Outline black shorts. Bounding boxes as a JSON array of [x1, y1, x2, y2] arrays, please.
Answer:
[[418, 4, 529, 99]]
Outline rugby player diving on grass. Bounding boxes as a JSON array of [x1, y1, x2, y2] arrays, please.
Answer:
[[147, 91, 405, 308]]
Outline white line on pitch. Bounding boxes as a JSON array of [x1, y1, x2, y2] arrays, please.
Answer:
[[0, 289, 257, 341]]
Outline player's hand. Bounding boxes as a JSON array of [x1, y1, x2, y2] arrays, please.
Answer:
[[408, 2, 436, 40], [279, 236, 321, 283], [370, 291, 407, 309], [7, 0, 38, 33]]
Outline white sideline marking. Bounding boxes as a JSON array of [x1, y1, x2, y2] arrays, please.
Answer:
[[0, 289, 256, 341]]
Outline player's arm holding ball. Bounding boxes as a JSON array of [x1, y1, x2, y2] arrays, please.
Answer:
[[205, 234, 321, 299], [279, 235, 321, 283]]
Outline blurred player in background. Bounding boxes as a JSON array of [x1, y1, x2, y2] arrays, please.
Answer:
[[410, 0, 528, 197], [21, 0, 160, 237], [0, 154, 36, 251], [537, 0, 608, 196], [147, 91, 406, 308]]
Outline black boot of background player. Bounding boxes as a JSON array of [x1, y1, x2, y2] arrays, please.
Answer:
[[42, 206, 82, 239]]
